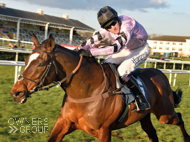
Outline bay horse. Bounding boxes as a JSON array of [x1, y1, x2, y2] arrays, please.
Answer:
[[10, 34, 190, 142]]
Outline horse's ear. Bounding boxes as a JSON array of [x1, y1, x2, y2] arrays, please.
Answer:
[[47, 34, 55, 53], [32, 33, 40, 47]]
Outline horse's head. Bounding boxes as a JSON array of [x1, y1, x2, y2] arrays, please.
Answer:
[[10, 34, 57, 104]]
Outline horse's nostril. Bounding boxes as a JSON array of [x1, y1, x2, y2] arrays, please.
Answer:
[[16, 92, 21, 96], [13, 91, 22, 97]]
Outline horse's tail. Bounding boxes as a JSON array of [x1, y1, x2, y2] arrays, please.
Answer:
[[173, 88, 183, 108]]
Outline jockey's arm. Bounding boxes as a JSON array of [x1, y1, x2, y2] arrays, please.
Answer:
[[79, 31, 104, 50], [90, 45, 117, 56]]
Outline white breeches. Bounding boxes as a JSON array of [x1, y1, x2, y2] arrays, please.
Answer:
[[104, 43, 150, 77]]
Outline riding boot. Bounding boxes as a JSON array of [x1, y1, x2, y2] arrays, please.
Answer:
[[124, 75, 150, 112]]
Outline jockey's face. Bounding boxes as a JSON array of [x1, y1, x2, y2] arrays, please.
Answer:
[[107, 21, 120, 34]]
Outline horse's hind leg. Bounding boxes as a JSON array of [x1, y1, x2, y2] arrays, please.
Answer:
[[48, 115, 75, 142], [176, 113, 190, 142], [158, 112, 190, 142], [140, 113, 158, 142]]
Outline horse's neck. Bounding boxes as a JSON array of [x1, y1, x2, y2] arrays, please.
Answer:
[[56, 48, 80, 74], [56, 53, 105, 99]]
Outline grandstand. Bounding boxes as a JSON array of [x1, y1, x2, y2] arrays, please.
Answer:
[[0, 2, 95, 46]]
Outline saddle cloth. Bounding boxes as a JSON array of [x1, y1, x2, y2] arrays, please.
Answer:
[[109, 64, 148, 105]]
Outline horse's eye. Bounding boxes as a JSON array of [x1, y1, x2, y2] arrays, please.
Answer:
[[38, 63, 44, 67]]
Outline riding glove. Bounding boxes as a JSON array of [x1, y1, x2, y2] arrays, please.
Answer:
[[78, 49, 92, 57]]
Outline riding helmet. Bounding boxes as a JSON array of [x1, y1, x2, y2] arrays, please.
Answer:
[[97, 6, 118, 28]]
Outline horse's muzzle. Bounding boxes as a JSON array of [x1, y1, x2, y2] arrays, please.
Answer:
[[10, 91, 27, 104]]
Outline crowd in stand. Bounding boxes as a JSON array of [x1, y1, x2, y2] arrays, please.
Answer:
[[0, 26, 84, 45], [8, 42, 25, 50]]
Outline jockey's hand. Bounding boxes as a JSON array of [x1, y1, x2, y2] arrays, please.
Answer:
[[73, 48, 77, 52], [78, 49, 92, 57]]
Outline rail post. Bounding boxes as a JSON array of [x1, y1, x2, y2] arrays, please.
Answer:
[[14, 52, 18, 83]]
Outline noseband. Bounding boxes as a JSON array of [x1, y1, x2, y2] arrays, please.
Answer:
[[18, 48, 83, 103]]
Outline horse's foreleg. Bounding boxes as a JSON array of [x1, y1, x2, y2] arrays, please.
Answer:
[[140, 113, 158, 142], [98, 126, 111, 142], [48, 115, 75, 142], [176, 113, 190, 142]]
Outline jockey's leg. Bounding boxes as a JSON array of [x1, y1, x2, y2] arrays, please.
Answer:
[[117, 43, 150, 112], [123, 75, 150, 112]]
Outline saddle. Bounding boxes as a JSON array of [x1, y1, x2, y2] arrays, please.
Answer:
[[109, 64, 135, 104]]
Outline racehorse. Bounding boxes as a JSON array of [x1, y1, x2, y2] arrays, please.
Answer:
[[10, 34, 190, 142]]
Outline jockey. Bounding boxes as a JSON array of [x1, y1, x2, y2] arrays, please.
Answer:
[[78, 6, 150, 112]]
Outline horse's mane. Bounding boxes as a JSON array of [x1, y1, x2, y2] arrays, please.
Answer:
[[55, 44, 98, 63]]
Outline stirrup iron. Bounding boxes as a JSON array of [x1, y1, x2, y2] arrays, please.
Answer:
[[132, 99, 140, 112]]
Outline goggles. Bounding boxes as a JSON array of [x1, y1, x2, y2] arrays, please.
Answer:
[[104, 19, 118, 30]]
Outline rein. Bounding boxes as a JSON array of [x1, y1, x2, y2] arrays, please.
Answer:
[[19, 47, 120, 104]]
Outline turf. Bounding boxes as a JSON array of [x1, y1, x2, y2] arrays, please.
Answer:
[[0, 65, 190, 142]]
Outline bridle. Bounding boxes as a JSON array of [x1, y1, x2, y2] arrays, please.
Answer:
[[18, 49, 53, 103], [18, 48, 83, 103], [17, 47, 118, 104]]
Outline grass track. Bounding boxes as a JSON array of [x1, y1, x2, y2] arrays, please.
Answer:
[[0, 65, 190, 142]]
